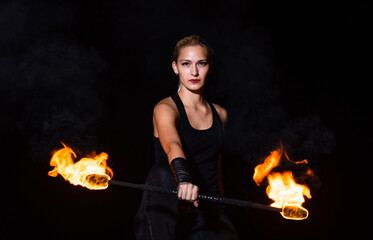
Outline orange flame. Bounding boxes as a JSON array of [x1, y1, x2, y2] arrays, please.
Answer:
[[48, 142, 113, 190], [253, 143, 312, 220], [253, 145, 283, 186]]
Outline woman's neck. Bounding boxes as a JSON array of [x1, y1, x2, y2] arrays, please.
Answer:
[[178, 87, 205, 108]]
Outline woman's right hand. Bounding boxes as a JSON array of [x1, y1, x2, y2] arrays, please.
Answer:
[[177, 182, 199, 207]]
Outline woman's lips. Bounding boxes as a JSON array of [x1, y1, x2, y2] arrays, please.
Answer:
[[189, 79, 200, 83]]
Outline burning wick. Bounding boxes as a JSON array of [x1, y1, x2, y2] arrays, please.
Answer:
[[48, 142, 113, 190], [253, 142, 312, 220], [282, 204, 308, 220], [84, 173, 110, 189]]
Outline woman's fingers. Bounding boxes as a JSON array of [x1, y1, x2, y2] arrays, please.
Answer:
[[177, 183, 199, 204], [178, 182, 189, 200], [177, 182, 184, 199], [190, 186, 199, 202]]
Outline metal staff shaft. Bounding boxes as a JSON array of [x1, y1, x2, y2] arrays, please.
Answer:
[[109, 180, 281, 212]]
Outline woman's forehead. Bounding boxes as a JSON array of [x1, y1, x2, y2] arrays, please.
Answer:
[[178, 45, 208, 60]]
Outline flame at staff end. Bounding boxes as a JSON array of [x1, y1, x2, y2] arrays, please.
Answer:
[[253, 143, 312, 220], [48, 142, 113, 190]]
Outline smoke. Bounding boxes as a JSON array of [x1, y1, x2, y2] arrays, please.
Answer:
[[0, 1, 108, 162], [211, 29, 335, 165]]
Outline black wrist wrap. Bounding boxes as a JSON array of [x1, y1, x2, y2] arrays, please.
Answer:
[[170, 157, 191, 183]]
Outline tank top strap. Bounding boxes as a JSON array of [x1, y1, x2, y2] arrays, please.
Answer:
[[208, 102, 223, 128], [170, 93, 188, 121]]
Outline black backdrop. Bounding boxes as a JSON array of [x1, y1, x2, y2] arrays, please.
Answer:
[[1, 0, 369, 239]]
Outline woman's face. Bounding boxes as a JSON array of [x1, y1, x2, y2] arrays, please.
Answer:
[[172, 45, 210, 93]]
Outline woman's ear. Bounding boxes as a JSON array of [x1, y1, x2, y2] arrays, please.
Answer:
[[172, 61, 179, 75]]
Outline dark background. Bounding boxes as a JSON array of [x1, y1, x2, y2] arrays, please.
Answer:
[[1, 0, 370, 239]]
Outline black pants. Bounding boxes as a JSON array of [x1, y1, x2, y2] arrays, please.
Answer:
[[134, 161, 239, 240]]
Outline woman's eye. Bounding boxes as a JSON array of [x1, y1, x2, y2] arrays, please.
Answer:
[[198, 62, 207, 66], [181, 62, 190, 66]]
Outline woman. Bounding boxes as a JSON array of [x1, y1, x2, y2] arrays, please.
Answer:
[[135, 35, 238, 240]]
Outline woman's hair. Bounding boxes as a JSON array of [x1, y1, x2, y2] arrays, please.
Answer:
[[173, 35, 214, 63]]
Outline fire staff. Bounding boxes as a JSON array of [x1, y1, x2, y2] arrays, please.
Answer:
[[134, 35, 239, 240]]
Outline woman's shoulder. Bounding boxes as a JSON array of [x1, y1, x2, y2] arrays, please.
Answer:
[[212, 103, 228, 125], [153, 97, 179, 117]]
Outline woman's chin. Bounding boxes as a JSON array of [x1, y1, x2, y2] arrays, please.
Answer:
[[183, 84, 205, 93]]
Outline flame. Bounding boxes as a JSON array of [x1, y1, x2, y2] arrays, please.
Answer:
[[253, 145, 283, 186], [48, 142, 113, 190], [253, 143, 311, 220]]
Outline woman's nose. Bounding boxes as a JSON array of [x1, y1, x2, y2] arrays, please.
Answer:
[[191, 64, 199, 76]]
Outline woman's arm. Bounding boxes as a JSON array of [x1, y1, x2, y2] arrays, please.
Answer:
[[153, 99, 199, 207], [153, 99, 185, 162]]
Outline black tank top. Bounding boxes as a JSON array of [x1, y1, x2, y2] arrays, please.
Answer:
[[153, 93, 224, 195]]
